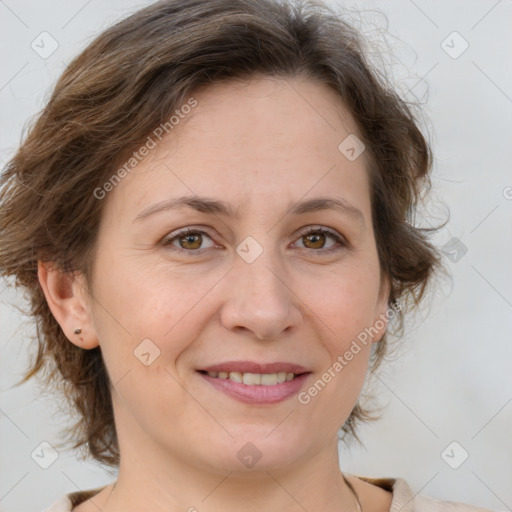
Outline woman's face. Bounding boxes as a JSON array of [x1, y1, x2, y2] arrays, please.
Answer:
[[83, 76, 390, 474]]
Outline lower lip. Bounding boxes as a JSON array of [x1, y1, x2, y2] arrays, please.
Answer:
[[198, 372, 311, 404]]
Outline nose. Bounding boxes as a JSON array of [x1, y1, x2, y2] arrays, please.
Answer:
[[220, 248, 302, 341]]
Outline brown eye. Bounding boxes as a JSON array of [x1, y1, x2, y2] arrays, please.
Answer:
[[295, 227, 346, 253], [178, 232, 203, 250], [302, 231, 327, 249], [163, 229, 215, 252]]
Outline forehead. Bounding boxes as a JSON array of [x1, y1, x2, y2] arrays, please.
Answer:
[[174, 75, 360, 154], [102, 75, 371, 221]]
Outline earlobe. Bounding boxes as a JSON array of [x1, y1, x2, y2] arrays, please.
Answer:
[[37, 261, 99, 349]]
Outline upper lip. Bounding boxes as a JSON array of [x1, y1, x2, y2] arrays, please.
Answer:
[[199, 361, 310, 374]]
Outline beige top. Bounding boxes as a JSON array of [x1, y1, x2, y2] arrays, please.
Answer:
[[42, 476, 496, 511]]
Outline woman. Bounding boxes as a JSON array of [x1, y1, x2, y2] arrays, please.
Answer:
[[0, 0, 496, 510]]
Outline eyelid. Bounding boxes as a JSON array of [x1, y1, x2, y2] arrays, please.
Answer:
[[296, 225, 343, 239], [293, 225, 347, 252], [161, 226, 217, 253]]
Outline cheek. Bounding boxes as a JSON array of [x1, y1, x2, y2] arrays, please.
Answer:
[[296, 260, 381, 405], [89, 255, 217, 374], [297, 270, 376, 417], [303, 261, 382, 342]]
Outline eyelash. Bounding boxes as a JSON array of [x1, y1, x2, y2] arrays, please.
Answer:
[[161, 226, 347, 256]]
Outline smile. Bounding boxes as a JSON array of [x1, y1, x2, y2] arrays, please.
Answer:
[[197, 370, 311, 404], [200, 370, 299, 385]]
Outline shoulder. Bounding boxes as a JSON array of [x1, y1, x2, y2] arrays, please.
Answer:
[[353, 474, 497, 512], [413, 493, 496, 512], [42, 478, 498, 512], [41, 494, 72, 512], [42, 487, 106, 512]]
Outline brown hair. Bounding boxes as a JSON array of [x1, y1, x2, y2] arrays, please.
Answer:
[[0, 0, 445, 467]]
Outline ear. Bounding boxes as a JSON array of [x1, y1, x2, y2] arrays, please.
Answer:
[[371, 272, 392, 344], [37, 261, 99, 349]]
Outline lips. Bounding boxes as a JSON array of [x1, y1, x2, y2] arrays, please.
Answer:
[[196, 361, 312, 404]]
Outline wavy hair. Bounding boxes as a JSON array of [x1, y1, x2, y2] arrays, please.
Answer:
[[0, 0, 445, 466]]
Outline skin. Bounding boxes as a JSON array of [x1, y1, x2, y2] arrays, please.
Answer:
[[39, 75, 393, 512]]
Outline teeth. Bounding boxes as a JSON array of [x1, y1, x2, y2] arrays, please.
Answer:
[[228, 371, 242, 383], [205, 371, 298, 385], [243, 372, 261, 385], [261, 373, 277, 385]]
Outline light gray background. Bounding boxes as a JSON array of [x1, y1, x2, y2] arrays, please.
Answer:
[[1, 1, 511, 510]]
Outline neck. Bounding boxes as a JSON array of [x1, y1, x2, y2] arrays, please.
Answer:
[[99, 430, 359, 512]]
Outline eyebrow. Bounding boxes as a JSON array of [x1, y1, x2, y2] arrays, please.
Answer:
[[133, 195, 365, 227]]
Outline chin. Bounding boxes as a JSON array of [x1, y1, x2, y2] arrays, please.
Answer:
[[196, 426, 311, 473]]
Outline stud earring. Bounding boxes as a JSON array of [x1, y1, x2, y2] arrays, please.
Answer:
[[74, 328, 82, 335]]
